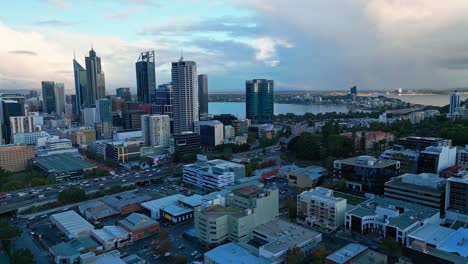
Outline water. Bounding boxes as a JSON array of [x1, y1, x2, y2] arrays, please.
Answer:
[[208, 102, 349, 118], [385, 94, 468, 107]]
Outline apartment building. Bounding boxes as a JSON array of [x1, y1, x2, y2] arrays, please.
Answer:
[[183, 158, 245, 190]]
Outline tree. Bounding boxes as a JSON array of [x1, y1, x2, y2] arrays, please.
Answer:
[[0, 220, 21, 254], [286, 246, 305, 264], [11, 248, 35, 264], [172, 255, 187, 264], [382, 237, 401, 257], [311, 246, 332, 264], [58, 187, 87, 204]]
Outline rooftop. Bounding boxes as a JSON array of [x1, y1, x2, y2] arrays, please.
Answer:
[[185, 159, 244, 176], [200, 205, 245, 218], [290, 166, 327, 181], [141, 194, 186, 210], [101, 191, 152, 210], [204, 242, 270, 264], [436, 228, 468, 257], [161, 204, 192, 216], [179, 194, 203, 208], [337, 156, 398, 168], [91, 226, 129, 242], [408, 223, 455, 246], [255, 219, 322, 255], [385, 173, 445, 191], [50, 210, 94, 235], [34, 154, 95, 173], [232, 185, 264, 198], [299, 187, 345, 205], [118, 213, 158, 231], [326, 243, 368, 264], [350, 249, 387, 264]]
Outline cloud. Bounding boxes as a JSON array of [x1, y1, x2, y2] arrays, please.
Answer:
[[41, 0, 68, 8], [251, 37, 293, 67], [35, 19, 75, 26], [103, 11, 130, 21], [8, 50, 38, 56]]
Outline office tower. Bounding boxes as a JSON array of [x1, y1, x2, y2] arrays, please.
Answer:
[[41, 81, 56, 114], [154, 83, 173, 118], [116, 87, 132, 102], [449, 91, 461, 114], [195, 120, 224, 147], [141, 114, 170, 148], [81, 107, 96, 127], [136, 51, 156, 103], [95, 99, 112, 123], [10, 116, 36, 134], [73, 58, 87, 116], [85, 48, 105, 106], [245, 79, 274, 124], [0, 99, 25, 144], [198, 74, 208, 116], [172, 58, 198, 134], [54, 83, 65, 116]]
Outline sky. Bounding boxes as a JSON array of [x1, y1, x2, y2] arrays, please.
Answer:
[[1, 0, 468, 93]]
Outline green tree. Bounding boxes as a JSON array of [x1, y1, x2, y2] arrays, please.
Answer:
[[382, 237, 401, 257], [286, 246, 305, 264], [11, 248, 35, 264], [58, 187, 87, 204], [0, 220, 21, 254], [311, 246, 332, 264]]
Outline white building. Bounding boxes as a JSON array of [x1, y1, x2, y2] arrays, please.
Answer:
[[224, 125, 235, 142], [141, 114, 170, 148], [90, 226, 131, 250], [50, 210, 94, 239], [46, 138, 72, 149], [297, 187, 347, 231], [418, 146, 457, 174], [172, 58, 198, 134], [13, 131, 50, 145], [456, 145, 468, 168], [9, 115, 39, 134], [112, 130, 142, 142], [82, 107, 96, 127], [141, 194, 187, 219], [183, 158, 245, 190]]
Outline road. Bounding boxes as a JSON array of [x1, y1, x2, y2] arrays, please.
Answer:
[[0, 167, 173, 214]]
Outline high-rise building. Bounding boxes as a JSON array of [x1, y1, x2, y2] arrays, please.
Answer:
[[195, 120, 224, 147], [82, 107, 96, 127], [136, 51, 156, 104], [95, 99, 112, 123], [173, 132, 200, 154], [445, 171, 468, 215], [85, 48, 105, 106], [172, 58, 198, 134], [9, 116, 37, 134], [0, 99, 25, 144], [116, 87, 131, 102], [73, 58, 87, 116], [198, 74, 208, 116], [154, 83, 173, 118], [55, 83, 65, 116], [41, 81, 56, 114], [141, 114, 170, 148], [449, 91, 461, 114], [245, 79, 274, 124]]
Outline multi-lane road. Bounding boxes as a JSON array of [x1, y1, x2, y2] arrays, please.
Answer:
[[0, 166, 173, 214]]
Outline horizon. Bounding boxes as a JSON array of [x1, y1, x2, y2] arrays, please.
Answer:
[[2, 1, 468, 93]]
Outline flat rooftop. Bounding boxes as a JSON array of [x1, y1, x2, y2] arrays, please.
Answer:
[[408, 223, 455, 246], [350, 249, 387, 264], [200, 205, 244, 218], [255, 219, 322, 255], [184, 159, 244, 175], [326, 243, 367, 264], [161, 204, 192, 216], [436, 227, 468, 257], [290, 166, 327, 181], [337, 156, 398, 168], [50, 210, 94, 235], [204, 242, 270, 264], [385, 173, 445, 191], [232, 185, 264, 198], [299, 187, 345, 205], [34, 154, 95, 173]]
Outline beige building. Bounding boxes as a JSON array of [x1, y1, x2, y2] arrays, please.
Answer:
[[195, 185, 279, 245], [0, 144, 35, 172], [74, 128, 96, 145], [288, 166, 327, 189], [297, 187, 347, 231]]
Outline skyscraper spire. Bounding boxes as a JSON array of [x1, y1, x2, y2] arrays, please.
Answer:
[[180, 49, 183, 61], [73, 49, 76, 60]]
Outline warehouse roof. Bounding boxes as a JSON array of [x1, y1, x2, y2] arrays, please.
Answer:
[[204, 242, 270, 264], [34, 154, 95, 173], [50, 210, 94, 236], [118, 213, 158, 231], [326, 243, 368, 264], [91, 226, 129, 242]]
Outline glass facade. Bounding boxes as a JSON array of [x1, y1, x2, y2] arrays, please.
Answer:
[[245, 79, 274, 124], [41, 81, 56, 114], [136, 51, 156, 104]]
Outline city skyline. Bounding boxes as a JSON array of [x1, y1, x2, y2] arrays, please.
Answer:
[[2, 1, 468, 92]]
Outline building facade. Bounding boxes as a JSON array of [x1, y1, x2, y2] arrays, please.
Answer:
[[449, 91, 461, 114], [116, 87, 131, 102], [399, 136, 451, 151], [41, 81, 56, 114], [136, 51, 156, 103], [73, 59, 87, 117], [417, 146, 457, 174], [196, 120, 224, 147], [183, 159, 245, 190], [0, 144, 34, 172], [172, 58, 198, 134], [55, 83, 65, 116], [173, 132, 200, 154], [105, 141, 142, 163], [84, 48, 105, 106], [246, 79, 274, 124], [198, 74, 208, 116], [141, 114, 170, 148], [445, 171, 468, 216]]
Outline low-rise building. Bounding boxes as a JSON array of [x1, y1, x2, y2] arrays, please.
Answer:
[[173, 132, 200, 154], [345, 197, 440, 245], [399, 136, 451, 151], [0, 144, 34, 172], [204, 242, 270, 264], [141, 194, 187, 220], [417, 146, 457, 174], [49, 236, 101, 264], [384, 173, 446, 214], [445, 171, 468, 217], [183, 158, 245, 190], [141, 194, 202, 223], [297, 187, 347, 231], [326, 243, 387, 264], [380, 145, 419, 173], [50, 210, 95, 239], [13, 131, 50, 145], [406, 223, 455, 248], [46, 138, 73, 149], [456, 145, 468, 169], [78, 201, 120, 222], [105, 141, 142, 163], [118, 213, 159, 241], [334, 156, 400, 194], [101, 192, 152, 215], [33, 154, 96, 182], [90, 226, 131, 251], [254, 219, 322, 263], [287, 166, 327, 189]]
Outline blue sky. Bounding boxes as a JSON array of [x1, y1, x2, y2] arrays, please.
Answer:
[[1, 0, 468, 93]]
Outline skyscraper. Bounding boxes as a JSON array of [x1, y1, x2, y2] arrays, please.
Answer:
[[154, 83, 173, 117], [449, 91, 461, 114], [136, 51, 156, 104], [95, 99, 112, 123], [73, 58, 87, 116], [141, 114, 170, 148], [0, 99, 24, 144], [54, 83, 65, 116], [116, 87, 132, 102], [85, 48, 105, 106], [198, 74, 208, 116], [172, 58, 198, 134], [41, 81, 56, 114], [246, 79, 274, 124]]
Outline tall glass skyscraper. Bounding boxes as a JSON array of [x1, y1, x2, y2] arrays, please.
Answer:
[[54, 83, 65, 116], [154, 83, 173, 118], [246, 79, 274, 124], [0, 99, 24, 144], [96, 99, 112, 123], [136, 51, 156, 104], [449, 91, 461, 114], [116, 87, 132, 102], [198, 74, 208, 116], [41, 81, 56, 114], [172, 58, 198, 134], [85, 48, 105, 106], [73, 58, 87, 117]]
